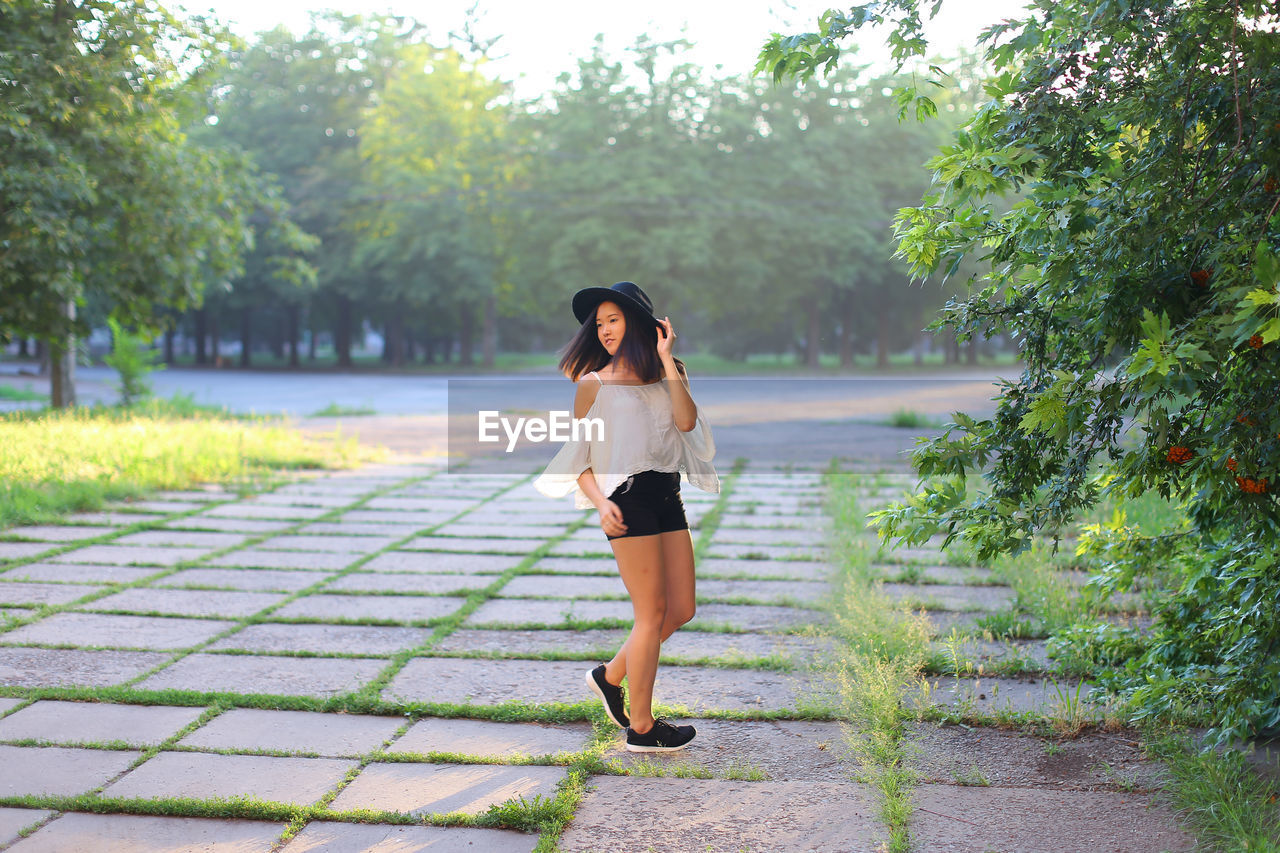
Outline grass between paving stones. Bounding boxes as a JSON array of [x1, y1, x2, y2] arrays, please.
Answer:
[[0, 398, 376, 528], [1145, 730, 1280, 851], [822, 461, 931, 853]]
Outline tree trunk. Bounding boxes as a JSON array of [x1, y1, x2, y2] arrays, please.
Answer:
[[35, 339, 47, 375], [305, 305, 317, 361], [459, 305, 474, 367], [194, 309, 208, 365], [838, 291, 854, 369], [805, 297, 821, 369], [335, 295, 353, 368], [876, 324, 890, 369], [482, 294, 497, 368], [17, 338, 29, 358], [211, 315, 221, 364], [287, 304, 300, 368], [239, 305, 252, 367], [421, 332, 435, 364], [403, 326, 416, 363], [268, 309, 285, 360], [49, 300, 76, 408], [163, 325, 175, 365]]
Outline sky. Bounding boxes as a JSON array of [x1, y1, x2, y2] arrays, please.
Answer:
[[185, 0, 1030, 95]]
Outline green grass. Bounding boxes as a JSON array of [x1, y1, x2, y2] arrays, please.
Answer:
[[1146, 731, 1280, 851], [309, 403, 377, 417], [0, 397, 377, 528], [881, 408, 943, 430], [0, 383, 45, 402]]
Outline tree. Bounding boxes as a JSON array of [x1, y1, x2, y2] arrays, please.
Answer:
[[760, 1, 1280, 741], [357, 44, 516, 367], [0, 0, 268, 403]]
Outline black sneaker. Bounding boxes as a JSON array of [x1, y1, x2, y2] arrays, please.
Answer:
[[625, 719, 696, 752], [586, 665, 629, 728]]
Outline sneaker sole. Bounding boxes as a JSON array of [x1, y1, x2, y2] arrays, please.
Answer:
[[625, 739, 694, 753], [585, 669, 628, 728]]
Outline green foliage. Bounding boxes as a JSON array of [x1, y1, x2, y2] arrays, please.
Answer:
[[103, 317, 163, 407], [0, 0, 282, 348], [764, 1, 1280, 743]]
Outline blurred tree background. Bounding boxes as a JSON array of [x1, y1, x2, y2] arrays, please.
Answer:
[[2, 1, 1000, 384]]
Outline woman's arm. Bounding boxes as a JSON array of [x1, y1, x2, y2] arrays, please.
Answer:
[[572, 376, 627, 535], [657, 317, 697, 431]]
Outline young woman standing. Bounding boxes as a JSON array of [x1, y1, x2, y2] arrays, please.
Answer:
[[534, 281, 719, 752]]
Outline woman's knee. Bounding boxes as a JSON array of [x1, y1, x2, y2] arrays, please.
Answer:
[[632, 601, 668, 631], [668, 601, 695, 629]]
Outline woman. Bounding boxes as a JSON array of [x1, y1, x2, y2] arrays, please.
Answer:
[[534, 281, 719, 752]]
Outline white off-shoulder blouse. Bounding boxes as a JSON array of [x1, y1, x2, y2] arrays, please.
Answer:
[[532, 371, 720, 509]]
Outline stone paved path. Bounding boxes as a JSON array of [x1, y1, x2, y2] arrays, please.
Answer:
[[0, 455, 1201, 850]]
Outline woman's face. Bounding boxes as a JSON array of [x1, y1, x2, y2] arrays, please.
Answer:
[[596, 301, 625, 356]]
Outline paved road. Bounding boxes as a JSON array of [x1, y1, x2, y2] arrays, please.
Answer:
[[1, 365, 1005, 419]]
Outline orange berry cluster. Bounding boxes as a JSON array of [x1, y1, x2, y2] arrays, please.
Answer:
[[1226, 456, 1238, 472], [1166, 446, 1193, 464], [1190, 268, 1212, 286], [1249, 335, 1265, 349], [1237, 476, 1269, 494]]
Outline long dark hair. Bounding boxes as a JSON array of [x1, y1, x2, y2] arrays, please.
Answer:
[[558, 297, 685, 383]]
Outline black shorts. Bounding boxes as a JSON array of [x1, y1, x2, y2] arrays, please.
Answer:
[[605, 470, 689, 540]]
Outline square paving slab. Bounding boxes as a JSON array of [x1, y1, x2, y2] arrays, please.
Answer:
[[112, 530, 249, 549], [558, 777, 881, 853], [209, 623, 430, 656], [1, 526, 116, 542], [698, 579, 829, 605], [527, 557, 617, 576], [363, 551, 520, 574], [102, 751, 355, 805], [7, 813, 282, 853], [402, 536, 546, 554], [50, 545, 210, 567], [465, 598, 632, 628], [917, 675, 1096, 715], [3, 612, 233, 650], [0, 647, 170, 687], [545, 539, 613, 558], [906, 723, 1167, 790], [135, 653, 384, 697], [883, 582, 1014, 610], [690, 602, 826, 632], [392, 718, 591, 759], [695, 558, 832, 581], [432, 628, 631, 656], [157, 568, 324, 592], [256, 534, 399, 554], [435, 523, 568, 539], [0, 745, 139, 797], [0, 542, 60, 561], [909, 784, 1193, 852], [63, 512, 165, 526], [2, 563, 161, 585], [202, 504, 329, 520], [0, 581, 99, 606], [337, 510, 453, 525], [207, 550, 353, 570], [82, 588, 286, 618], [248, 494, 354, 509], [164, 517, 294, 534], [326, 572, 487, 595], [300, 522, 426, 537], [280, 822, 536, 853], [272, 593, 467, 624], [602, 719, 851, 781], [0, 809, 52, 846], [705, 544, 826, 561], [180, 708, 402, 757], [0, 698, 23, 715], [329, 762, 566, 816], [500, 575, 626, 599], [0, 700, 204, 747], [384, 658, 589, 706]]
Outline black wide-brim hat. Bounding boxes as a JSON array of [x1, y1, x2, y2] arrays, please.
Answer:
[[572, 281, 662, 327]]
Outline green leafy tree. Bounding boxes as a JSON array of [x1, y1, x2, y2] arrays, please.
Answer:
[[358, 44, 516, 366], [760, 1, 1280, 741], [0, 0, 270, 402]]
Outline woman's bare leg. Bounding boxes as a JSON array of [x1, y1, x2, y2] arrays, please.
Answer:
[[606, 534, 666, 733], [602, 529, 697, 726]]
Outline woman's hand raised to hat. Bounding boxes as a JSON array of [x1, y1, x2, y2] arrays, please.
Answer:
[[656, 316, 676, 362]]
